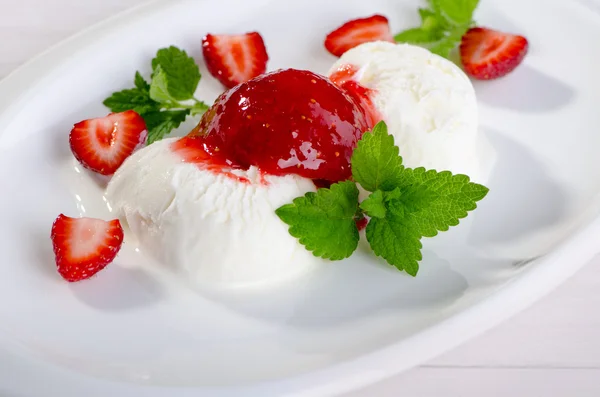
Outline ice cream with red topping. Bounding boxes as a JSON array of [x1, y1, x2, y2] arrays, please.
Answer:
[[188, 69, 371, 182], [329, 41, 494, 183], [106, 69, 370, 287], [106, 45, 493, 287], [106, 137, 321, 287]]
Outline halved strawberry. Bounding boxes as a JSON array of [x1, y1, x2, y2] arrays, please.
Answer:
[[324, 15, 394, 57], [202, 32, 269, 89], [51, 214, 124, 282], [69, 110, 147, 176], [460, 27, 529, 80]]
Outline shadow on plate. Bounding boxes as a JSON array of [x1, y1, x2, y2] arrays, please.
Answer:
[[31, 229, 63, 280], [0, 390, 26, 397], [199, 251, 468, 328], [468, 128, 568, 256], [69, 265, 164, 312], [31, 225, 163, 313], [473, 65, 575, 113]]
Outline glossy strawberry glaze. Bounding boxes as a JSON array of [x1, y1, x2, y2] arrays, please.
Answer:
[[329, 64, 359, 86], [329, 64, 382, 128], [175, 69, 372, 182], [171, 137, 251, 183]]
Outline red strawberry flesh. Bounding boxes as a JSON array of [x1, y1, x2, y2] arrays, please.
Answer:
[[51, 215, 124, 282], [329, 64, 383, 128], [69, 110, 147, 176], [460, 27, 529, 80], [202, 32, 269, 88], [325, 15, 394, 57]]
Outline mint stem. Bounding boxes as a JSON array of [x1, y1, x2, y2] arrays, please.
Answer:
[[161, 97, 208, 112]]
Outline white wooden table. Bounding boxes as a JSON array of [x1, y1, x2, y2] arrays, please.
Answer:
[[2, 1, 599, 395]]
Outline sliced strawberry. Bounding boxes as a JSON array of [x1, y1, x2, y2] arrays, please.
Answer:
[[460, 27, 529, 80], [202, 32, 269, 88], [69, 110, 147, 176], [324, 15, 394, 57], [51, 214, 124, 282]]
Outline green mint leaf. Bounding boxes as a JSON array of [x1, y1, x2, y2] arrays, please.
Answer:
[[395, 0, 477, 59], [418, 7, 437, 22], [394, 27, 443, 44], [151, 46, 200, 101], [419, 7, 434, 19], [426, 24, 470, 58], [396, 3, 447, 44], [275, 181, 360, 260], [103, 87, 160, 115], [436, 0, 479, 26], [360, 190, 387, 219], [351, 121, 404, 192], [134, 71, 150, 91], [366, 204, 422, 276], [190, 101, 210, 116], [149, 65, 179, 105], [390, 184, 439, 214], [148, 65, 208, 116], [426, 0, 441, 13], [394, 167, 489, 237], [144, 109, 190, 144]]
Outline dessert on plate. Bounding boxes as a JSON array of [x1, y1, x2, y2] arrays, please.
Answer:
[[329, 42, 492, 183], [106, 68, 373, 286], [50, 2, 528, 286]]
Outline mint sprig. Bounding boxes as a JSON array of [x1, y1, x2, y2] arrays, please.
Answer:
[[276, 121, 489, 276], [366, 205, 423, 276], [394, 168, 489, 237], [103, 46, 209, 144], [151, 47, 201, 101], [351, 121, 403, 192], [143, 110, 190, 144], [431, 0, 479, 26], [275, 181, 360, 260], [394, 0, 479, 58]]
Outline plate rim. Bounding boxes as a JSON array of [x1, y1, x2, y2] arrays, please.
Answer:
[[1, 0, 600, 395]]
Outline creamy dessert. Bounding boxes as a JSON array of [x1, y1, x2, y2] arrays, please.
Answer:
[[51, 5, 527, 283], [106, 138, 321, 287], [329, 41, 492, 183], [106, 69, 369, 286]]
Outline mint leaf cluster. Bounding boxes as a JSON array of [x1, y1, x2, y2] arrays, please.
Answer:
[[276, 181, 360, 260], [103, 46, 209, 144], [276, 121, 489, 276], [394, 0, 479, 58]]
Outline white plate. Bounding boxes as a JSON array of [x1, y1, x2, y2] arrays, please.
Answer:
[[1, 0, 600, 395]]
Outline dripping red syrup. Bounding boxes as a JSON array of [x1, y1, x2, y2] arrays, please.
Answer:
[[170, 137, 251, 184], [329, 64, 383, 128], [171, 68, 375, 186]]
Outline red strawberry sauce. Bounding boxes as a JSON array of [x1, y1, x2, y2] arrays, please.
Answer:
[[329, 64, 382, 128], [172, 69, 376, 183]]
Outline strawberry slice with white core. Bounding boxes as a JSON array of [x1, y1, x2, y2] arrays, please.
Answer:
[[459, 27, 529, 80], [51, 214, 124, 282], [69, 110, 147, 176], [202, 32, 269, 89], [325, 15, 394, 57]]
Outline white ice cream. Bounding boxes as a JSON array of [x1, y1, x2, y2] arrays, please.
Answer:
[[105, 138, 322, 288], [329, 42, 494, 183], [105, 44, 494, 287]]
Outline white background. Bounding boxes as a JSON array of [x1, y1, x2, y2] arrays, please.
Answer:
[[1, 1, 599, 396]]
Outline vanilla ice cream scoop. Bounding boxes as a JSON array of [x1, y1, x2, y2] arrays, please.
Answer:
[[329, 42, 494, 183], [105, 138, 322, 288]]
